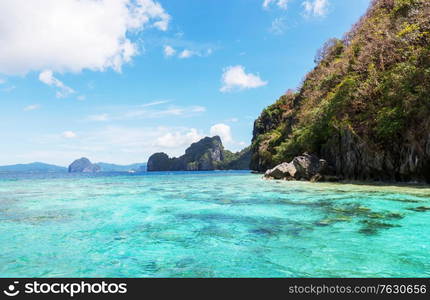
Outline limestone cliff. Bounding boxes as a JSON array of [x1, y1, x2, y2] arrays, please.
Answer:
[[148, 136, 251, 171], [251, 0, 430, 183], [68, 158, 101, 173]]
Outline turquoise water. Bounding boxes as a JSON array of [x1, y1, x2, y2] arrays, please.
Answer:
[[0, 171, 429, 278]]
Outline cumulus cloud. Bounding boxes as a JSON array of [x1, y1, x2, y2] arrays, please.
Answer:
[[24, 104, 41, 111], [302, 0, 329, 17], [161, 39, 214, 59], [210, 123, 233, 143], [176, 48, 213, 59], [39, 70, 75, 98], [155, 128, 202, 148], [263, 0, 289, 10], [220, 65, 267, 93], [40, 126, 205, 164], [164, 45, 176, 57], [62, 131, 77, 139], [179, 49, 197, 59], [0, 0, 170, 75], [24, 122, 247, 165]]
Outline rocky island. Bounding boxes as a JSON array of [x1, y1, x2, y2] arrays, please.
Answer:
[[68, 158, 101, 173], [252, 0, 430, 183], [147, 136, 251, 171]]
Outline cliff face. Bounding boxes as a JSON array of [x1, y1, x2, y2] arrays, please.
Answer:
[[251, 0, 430, 183], [68, 158, 101, 173], [147, 136, 251, 171]]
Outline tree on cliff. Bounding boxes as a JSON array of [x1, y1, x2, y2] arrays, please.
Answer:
[[251, 0, 430, 183]]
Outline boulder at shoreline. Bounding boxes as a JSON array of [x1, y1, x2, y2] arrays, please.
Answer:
[[264, 153, 339, 182]]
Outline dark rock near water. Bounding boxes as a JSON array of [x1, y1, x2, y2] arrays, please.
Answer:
[[68, 158, 100, 173], [147, 136, 251, 171], [264, 153, 339, 182], [147, 153, 172, 172]]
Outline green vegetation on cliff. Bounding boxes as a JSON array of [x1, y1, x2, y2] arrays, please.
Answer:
[[252, 0, 430, 182], [148, 136, 251, 171]]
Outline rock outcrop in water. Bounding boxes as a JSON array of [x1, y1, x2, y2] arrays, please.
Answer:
[[68, 158, 100, 173], [251, 0, 430, 183], [147, 136, 251, 171], [264, 153, 339, 182]]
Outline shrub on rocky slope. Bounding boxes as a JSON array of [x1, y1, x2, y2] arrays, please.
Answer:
[[251, 0, 430, 182]]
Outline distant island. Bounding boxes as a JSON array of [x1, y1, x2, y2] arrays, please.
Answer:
[[68, 158, 101, 173], [147, 136, 251, 171], [96, 162, 146, 173], [68, 158, 146, 173], [0, 162, 67, 173], [0, 160, 146, 173]]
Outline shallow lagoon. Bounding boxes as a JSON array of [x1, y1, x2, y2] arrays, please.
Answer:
[[0, 171, 429, 277]]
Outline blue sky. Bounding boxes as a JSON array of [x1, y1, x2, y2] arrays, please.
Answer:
[[0, 0, 370, 166]]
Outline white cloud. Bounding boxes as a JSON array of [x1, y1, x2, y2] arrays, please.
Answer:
[[39, 70, 75, 98], [62, 131, 77, 139], [86, 104, 206, 122], [263, 0, 289, 10], [164, 45, 176, 57], [50, 126, 206, 164], [87, 114, 110, 122], [141, 100, 170, 107], [1, 85, 15, 92], [120, 105, 205, 119], [77, 95, 86, 101], [177, 48, 213, 59], [220, 65, 267, 93], [210, 123, 233, 144], [302, 0, 329, 17], [155, 128, 202, 148], [20, 122, 247, 165], [191, 106, 206, 113], [24, 104, 40, 111], [0, 0, 170, 75], [179, 49, 197, 59], [270, 17, 287, 35], [0, 79, 5, 84]]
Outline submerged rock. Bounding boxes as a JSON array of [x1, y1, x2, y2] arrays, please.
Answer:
[[407, 206, 430, 212], [315, 216, 351, 227], [359, 220, 400, 235], [68, 158, 100, 173], [385, 213, 404, 219]]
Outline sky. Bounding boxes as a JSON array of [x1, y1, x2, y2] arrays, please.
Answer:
[[0, 0, 371, 166]]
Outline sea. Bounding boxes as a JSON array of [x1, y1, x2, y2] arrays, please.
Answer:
[[0, 171, 429, 277]]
